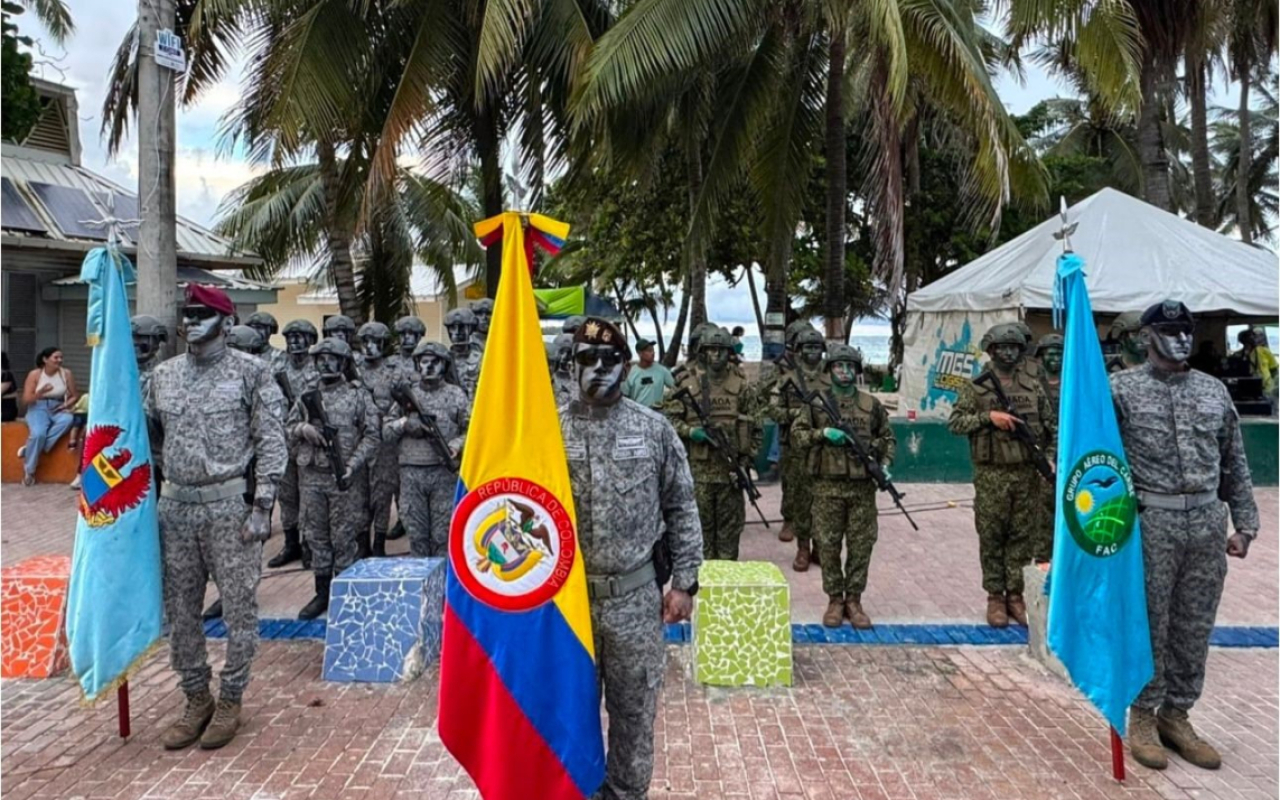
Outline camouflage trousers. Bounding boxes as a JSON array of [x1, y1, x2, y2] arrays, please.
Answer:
[[972, 464, 1039, 594], [779, 446, 813, 544], [591, 582, 664, 800], [692, 468, 744, 561], [1134, 503, 1229, 712], [367, 441, 400, 537], [159, 495, 262, 702], [400, 464, 457, 558], [1034, 478, 1056, 563], [811, 479, 878, 597], [279, 456, 300, 531], [299, 467, 366, 577]]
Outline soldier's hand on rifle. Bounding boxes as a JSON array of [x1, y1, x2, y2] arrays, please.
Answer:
[[241, 506, 272, 544], [988, 410, 1019, 431], [881, 465, 893, 482], [341, 466, 356, 486], [822, 427, 847, 445], [662, 589, 693, 623], [299, 423, 326, 447], [690, 427, 710, 444]]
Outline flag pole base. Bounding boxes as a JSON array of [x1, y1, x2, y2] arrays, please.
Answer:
[[118, 682, 131, 739], [1111, 727, 1125, 782]]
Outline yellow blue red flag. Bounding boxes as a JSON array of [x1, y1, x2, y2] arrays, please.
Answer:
[[439, 212, 605, 799], [65, 247, 162, 702]]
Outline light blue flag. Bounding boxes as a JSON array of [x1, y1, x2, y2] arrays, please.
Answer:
[[65, 247, 163, 703], [1047, 252, 1154, 735]]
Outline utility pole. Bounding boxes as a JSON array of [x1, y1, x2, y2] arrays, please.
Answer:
[[136, 0, 178, 354]]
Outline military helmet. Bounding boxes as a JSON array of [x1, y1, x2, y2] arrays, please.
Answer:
[[473, 298, 494, 314], [1012, 321, 1034, 345], [412, 339, 452, 360], [785, 319, 814, 344], [701, 326, 734, 351], [826, 342, 861, 366], [394, 316, 426, 336], [282, 319, 319, 339], [562, 315, 587, 335], [1037, 333, 1064, 352], [311, 337, 353, 359], [444, 307, 477, 326], [983, 323, 1026, 351], [227, 325, 264, 353], [130, 314, 168, 341], [794, 328, 825, 349], [246, 311, 279, 334], [323, 314, 356, 335], [552, 332, 574, 367], [358, 321, 390, 340], [1108, 311, 1144, 340]]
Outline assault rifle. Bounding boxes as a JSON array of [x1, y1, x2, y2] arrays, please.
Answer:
[[792, 386, 918, 531], [390, 384, 459, 472], [274, 371, 295, 408], [670, 387, 770, 529], [972, 371, 1055, 483], [300, 389, 351, 490]]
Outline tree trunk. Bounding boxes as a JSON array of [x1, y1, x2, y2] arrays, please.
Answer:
[[870, 55, 905, 322], [762, 232, 790, 361], [612, 279, 643, 343], [645, 299, 666, 361], [685, 147, 708, 331], [1236, 68, 1253, 244], [823, 32, 847, 340], [317, 139, 363, 323], [1137, 51, 1173, 211], [663, 273, 693, 368], [1187, 43, 1215, 227], [477, 108, 504, 296], [743, 263, 765, 344]]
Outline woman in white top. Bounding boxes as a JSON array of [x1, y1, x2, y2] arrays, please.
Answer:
[[19, 347, 78, 485]]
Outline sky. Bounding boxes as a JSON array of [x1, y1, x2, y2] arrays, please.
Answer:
[[16, 1, 1246, 329]]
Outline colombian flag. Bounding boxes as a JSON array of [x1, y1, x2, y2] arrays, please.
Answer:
[[440, 212, 605, 799]]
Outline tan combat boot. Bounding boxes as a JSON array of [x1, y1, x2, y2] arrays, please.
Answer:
[[986, 594, 1008, 628], [779, 521, 795, 543], [822, 596, 845, 628], [1158, 707, 1221, 769], [1006, 594, 1028, 626], [792, 541, 811, 572], [161, 691, 215, 750], [845, 595, 872, 629], [1128, 706, 1168, 769], [199, 699, 242, 750]]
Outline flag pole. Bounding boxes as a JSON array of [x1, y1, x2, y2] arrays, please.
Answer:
[[118, 682, 131, 739], [1110, 727, 1125, 781]]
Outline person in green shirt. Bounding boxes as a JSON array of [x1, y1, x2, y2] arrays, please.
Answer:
[[622, 338, 675, 409]]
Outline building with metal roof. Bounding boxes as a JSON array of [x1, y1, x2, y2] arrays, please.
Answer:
[[1, 79, 275, 381]]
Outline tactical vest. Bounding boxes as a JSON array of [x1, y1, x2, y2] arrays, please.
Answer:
[[679, 367, 751, 462], [808, 390, 878, 479], [968, 367, 1044, 466]]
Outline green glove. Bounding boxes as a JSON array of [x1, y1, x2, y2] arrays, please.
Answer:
[[881, 466, 893, 482], [822, 427, 847, 445], [691, 427, 710, 444]]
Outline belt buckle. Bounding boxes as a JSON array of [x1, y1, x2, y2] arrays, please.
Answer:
[[605, 575, 620, 598]]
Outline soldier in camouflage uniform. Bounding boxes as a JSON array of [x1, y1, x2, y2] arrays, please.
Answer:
[[1013, 320, 1042, 379], [1107, 311, 1147, 373], [388, 316, 426, 382], [948, 323, 1055, 628], [771, 327, 828, 571], [1114, 301, 1259, 772], [323, 315, 363, 374], [288, 338, 380, 619], [145, 284, 287, 750], [792, 343, 894, 628], [664, 327, 761, 561], [1032, 333, 1064, 562], [132, 314, 168, 402], [471, 298, 494, 349], [226, 325, 265, 355], [445, 308, 483, 399], [356, 322, 402, 557], [560, 317, 702, 800], [267, 320, 320, 569], [551, 332, 576, 407], [246, 311, 287, 372], [383, 341, 469, 557]]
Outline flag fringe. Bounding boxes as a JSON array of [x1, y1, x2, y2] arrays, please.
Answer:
[[76, 637, 162, 708]]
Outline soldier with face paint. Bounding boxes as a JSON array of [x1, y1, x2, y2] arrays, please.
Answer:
[[1112, 300, 1258, 772], [948, 322, 1055, 628], [389, 316, 426, 384], [771, 327, 829, 570], [267, 320, 321, 569], [560, 317, 702, 800], [471, 298, 494, 349], [792, 343, 894, 628], [145, 284, 287, 751], [322, 315, 362, 374], [356, 322, 401, 557], [444, 308, 483, 399], [551, 332, 576, 407], [1107, 311, 1148, 373], [383, 340, 469, 557], [1032, 333, 1065, 562], [131, 314, 168, 401], [227, 326, 266, 356], [664, 326, 762, 561], [246, 311, 287, 372], [287, 338, 380, 619]]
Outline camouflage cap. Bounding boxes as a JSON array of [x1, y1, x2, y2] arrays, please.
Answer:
[[1108, 311, 1145, 339], [246, 311, 279, 333], [573, 317, 632, 360], [130, 314, 168, 340], [358, 321, 390, 339], [282, 319, 319, 339]]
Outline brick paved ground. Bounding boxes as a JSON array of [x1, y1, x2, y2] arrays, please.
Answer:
[[1, 641, 1274, 800], [3, 483, 1275, 625]]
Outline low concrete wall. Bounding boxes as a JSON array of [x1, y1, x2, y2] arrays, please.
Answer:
[[1023, 565, 1068, 682], [1, 421, 78, 484]]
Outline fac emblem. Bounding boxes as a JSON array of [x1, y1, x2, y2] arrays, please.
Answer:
[[451, 478, 575, 611], [77, 425, 153, 528], [1061, 450, 1137, 558]]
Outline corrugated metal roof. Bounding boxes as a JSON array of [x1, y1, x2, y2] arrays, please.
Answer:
[[51, 265, 275, 292], [1, 154, 260, 267], [295, 262, 478, 303]]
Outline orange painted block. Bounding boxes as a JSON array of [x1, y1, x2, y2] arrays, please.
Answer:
[[1, 421, 79, 484], [1, 555, 72, 678]]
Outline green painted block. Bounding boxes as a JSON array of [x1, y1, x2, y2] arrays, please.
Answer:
[[693, 561, 792, 687]]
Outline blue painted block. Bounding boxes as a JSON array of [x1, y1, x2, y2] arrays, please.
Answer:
[[322, 558, 446, 683]]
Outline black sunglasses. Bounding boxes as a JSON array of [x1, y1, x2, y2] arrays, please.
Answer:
[[181, 306, 219, 320], [574, 348, 625, 368]]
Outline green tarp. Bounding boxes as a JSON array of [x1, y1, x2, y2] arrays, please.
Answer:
[[533, 286, 585, 317]]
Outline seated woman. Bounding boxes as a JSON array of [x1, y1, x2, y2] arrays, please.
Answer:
[[18, 347, 78, 485]]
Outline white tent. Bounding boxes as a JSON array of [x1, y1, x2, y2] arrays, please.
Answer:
[[900, 188, 1279, 418]]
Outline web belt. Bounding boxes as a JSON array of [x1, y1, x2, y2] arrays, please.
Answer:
[[587, 561, 656, 600]]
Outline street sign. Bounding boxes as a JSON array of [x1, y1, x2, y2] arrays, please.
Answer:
[[154, 29, 186, 72]]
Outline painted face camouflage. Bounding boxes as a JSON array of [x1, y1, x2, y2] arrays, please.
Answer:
[[575, 344, 625, 402], [180, 306, 226, 345]]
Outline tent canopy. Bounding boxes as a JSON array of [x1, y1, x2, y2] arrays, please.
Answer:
[[907, 188, 1278, 319]]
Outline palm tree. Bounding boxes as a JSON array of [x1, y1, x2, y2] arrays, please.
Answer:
[[1029, 97, 1142, 192], [1210, 90, 1279, 243], [1225, 0, 1279, 244]]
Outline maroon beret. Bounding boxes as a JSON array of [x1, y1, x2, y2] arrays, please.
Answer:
[[573, 317, 632, 360], [185, 284, 235, 316]]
